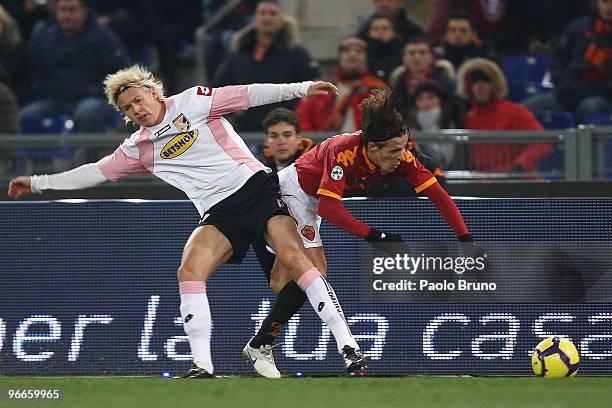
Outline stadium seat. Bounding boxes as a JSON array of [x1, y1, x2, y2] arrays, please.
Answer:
[[502, 54, 550, 83], [582, 112, 612, 126], [502, 54, 552, 102], [15, 115, 75, 174], [534, 111, 576, 130]]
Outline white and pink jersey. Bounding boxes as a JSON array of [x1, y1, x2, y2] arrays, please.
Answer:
[[97, 82, 312, 215]]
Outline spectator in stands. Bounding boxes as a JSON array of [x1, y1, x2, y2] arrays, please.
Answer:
[[2, 0, 53, 43], [404, 80, 465, 168], [356, 0, 423, 43], [389, 37, 455, 103], [523, 0, 612, 122], [88, 0, 154, 62], [202, 0, 258, 81], [526, 0, 591, 53], [149, 1, 202, 95], [434, 10, 497, 72], [20, 0, 131, 132], [0, 5, 22, 131], [458, 58, 552, 173], [295, 37, 385, 133], [361, 13, 404, 82], [257, 107, 313, 172], [427, 0, 529, 54], [213, 0, 319, 131]]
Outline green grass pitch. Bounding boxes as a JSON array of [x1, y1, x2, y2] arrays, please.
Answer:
[[1, 377, 611, 408]]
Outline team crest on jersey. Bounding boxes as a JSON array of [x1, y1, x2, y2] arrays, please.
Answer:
[[172, 113, 190, 132], [301, 225, 316, 241], [161, 130, 199, 159], [330, 165, 344, 181]]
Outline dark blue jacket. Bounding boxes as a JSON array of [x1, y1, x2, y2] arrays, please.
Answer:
[[28, 10, 131, 103], [551, 15, 612, 110], [213, 20, 319, 131]]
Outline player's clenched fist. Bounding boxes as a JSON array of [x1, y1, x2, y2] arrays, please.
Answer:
[[8, 176, 32, 199]]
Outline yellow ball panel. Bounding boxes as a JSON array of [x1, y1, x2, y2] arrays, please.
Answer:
[[558, 339, 580, 365], [541, 354, 570, 377]]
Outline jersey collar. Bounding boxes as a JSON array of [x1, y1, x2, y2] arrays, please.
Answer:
[[361, 144, 377, 172]]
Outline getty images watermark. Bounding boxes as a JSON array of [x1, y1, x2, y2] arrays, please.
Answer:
[[371, 253, 496, 292]]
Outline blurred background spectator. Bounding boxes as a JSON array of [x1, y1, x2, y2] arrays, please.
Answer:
[[434, 10, 497, 72], [362, 13, 403, 82], [404, 79, 464, 168], [427, 0, 529, 54], [0, 4, 21, 131], [389, 37, 455, 102], [2, 0, 53, 44], [88, 0, 153, 62], [149, 1, 201, 95], [213, 0, 319, 131], [295, 37, 384, 133], [202, 0, 257, 82], [523, 0, 612, 122], [20, 0, 131, 132], [356, 0, 423, 43], [457, 58, 552, 173], [255, 107, 313, 172], [526, 0, 591, 53]]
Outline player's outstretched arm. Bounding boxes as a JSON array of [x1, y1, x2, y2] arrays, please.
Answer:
[[7, 162, 108, 200], [246, 81, 338, 108]]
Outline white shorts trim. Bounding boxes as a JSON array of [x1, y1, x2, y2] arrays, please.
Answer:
[[278, 163, 322, 248]]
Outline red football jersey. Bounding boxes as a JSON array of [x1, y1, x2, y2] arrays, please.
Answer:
[[295, 132, 437, 200]]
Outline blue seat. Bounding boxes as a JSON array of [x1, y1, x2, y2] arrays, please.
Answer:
[[534, 111, 576, 130], [15, 115, 75, 174], [583, 112, 612, 126], [502, 54, 552, 102], [502, 54, 550, 84]]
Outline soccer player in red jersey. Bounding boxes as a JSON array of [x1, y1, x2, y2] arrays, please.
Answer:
[[244, 87, 485, 377]]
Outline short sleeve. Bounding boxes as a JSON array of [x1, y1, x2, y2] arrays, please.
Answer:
[[398, 149, 437, 193], [316, 149, 349, 200]]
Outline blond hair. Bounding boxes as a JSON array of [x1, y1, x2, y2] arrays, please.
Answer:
[[103, 64, 164, 111]]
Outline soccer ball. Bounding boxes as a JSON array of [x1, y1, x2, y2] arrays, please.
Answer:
[[531, 337, 580, 377]]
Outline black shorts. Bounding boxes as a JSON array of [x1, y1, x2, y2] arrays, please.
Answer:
[[198, 171, 290, 264]]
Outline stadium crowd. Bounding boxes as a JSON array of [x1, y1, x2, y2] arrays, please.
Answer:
[[0, 0, 610, 177]]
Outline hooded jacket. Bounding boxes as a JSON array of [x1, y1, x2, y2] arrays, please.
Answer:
[[458, 58, 551, 172], [213, 17, 320, 131]]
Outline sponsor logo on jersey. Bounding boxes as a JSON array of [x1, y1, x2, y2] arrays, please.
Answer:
[[172, 113, 190, 132], [330, 165, 344, 180], [197, 86, 213, 96], [154, 124, 171, 137], [160, 130, 199, 159], [301, 225, 316, 241]]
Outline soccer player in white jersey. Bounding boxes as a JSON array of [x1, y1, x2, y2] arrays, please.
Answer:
[[8, 64, 367, 378]]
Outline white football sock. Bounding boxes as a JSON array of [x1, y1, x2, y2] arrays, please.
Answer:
[[179, 281, 213, 373], [297, 268, 359, 352]]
